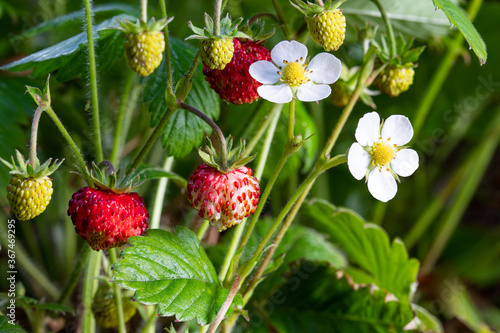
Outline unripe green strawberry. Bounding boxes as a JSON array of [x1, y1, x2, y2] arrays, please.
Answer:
[[1, 150, 63, 221], [92, 284, 136, 328], [125, 31, 165, 76], [374, 65, 415, 97], [7, 176, 53, 221], [306, 9, 346, 51], [330, 80, 351, 107], [117, 17, 172, 77], [200, 38, 234, 70]]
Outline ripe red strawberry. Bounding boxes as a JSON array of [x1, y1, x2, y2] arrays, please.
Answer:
[[203, 39, 271, 105], [68, 187, 148, 251], [187, 163, 260, 231]]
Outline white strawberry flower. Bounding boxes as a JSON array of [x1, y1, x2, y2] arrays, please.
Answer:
[[347, 112, 419, 202], [249, 40, 341, 103]]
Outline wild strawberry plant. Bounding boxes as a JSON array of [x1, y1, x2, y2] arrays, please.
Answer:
[[0, 0, 497, 332]]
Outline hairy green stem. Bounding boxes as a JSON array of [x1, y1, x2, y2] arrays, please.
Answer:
[[197, 220, 211, 240], [29, 105, 44, 168], [45, 105, 91, 184], [412, 0, 483, 137], [82, 251, 101, 333], [371, 0, 396, 57], [180, 102, 228, 169], [109, 248, 126, 333], [141, 0, 147, 22], [218, 104, 282, 283], [207, 275, 240, 333], [240, 155, 346, 291], [214, 0, 223, 36], [128, 107, 175, 172], [272, 0, 290, 38], [288, 99, 296, 141], [244, 104, 284, 157], [421, 107, 500, 274], [150, 155, 174, 229], [57, 244, 92, 304], [159, 0, 173, 89], [111, 70, 135, 166], [83, 0, 103, 163]]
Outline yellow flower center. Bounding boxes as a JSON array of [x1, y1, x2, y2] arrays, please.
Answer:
[[281, 61, 308, 86], [371, 141, 395, 166]]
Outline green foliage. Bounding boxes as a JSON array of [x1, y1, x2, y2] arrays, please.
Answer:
[[143, 38, 220, 158], [413, 304, 444, 333], [342, 0, 459, 41], [240, 263, 416, 332], [0, 316, 25, 332], [111, 227, 243, 326], [303, 199, 419, 303], [432, 0, 487, 64], [0, 14, 134, 79]]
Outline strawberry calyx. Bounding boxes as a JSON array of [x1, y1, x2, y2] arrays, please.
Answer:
[[290, 0, 346, 16], [116, 16, 173, 35], [186, 13, 250, 42], [239, 19, 275, 43], [0, 150, 63, 181], [374, 35, 425, 68], [198, 136, 255, 174], [89, 161, 144, 194]]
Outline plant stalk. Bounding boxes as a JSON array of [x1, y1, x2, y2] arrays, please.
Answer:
[[159, 0, 174, 89], [371, 0, 396, 57], [110, 70, 135, 166], [109, 248, 126, 333], [82, 251, 101, 333], [214, 0, 223, 36], [180, 102, 228, 169], [29, 105, 45, 168], [288, 99, 296, 141], [141, 0, 147, 22], [207, 275, 240, 333], [83, 0, 103, 163], [218, 103, 282, 283], [197, 220, 211, 240]]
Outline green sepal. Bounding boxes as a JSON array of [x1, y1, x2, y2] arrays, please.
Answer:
[[89, 161, 144, 193], [0, 150, 64, 180], [240, 19, 275, 42], [186, 13, 251, 41], [374, 35, 425, 67], [290, 0, 346, 16], [116, 16, 173, 34], [198, 136, 255, 173]]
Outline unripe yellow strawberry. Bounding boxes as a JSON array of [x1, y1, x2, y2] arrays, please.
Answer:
[[1, 150, 63, 221], [200, 38, 234, 70], [306, 9, 346, 51], [374, 65, 415, 97], [331, 80, 351, 107], [125, 31, 165, 76], [7, 176, 53, 221], [92, 284, 136, 328]]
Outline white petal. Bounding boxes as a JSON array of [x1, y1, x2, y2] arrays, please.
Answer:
[[296, 83, 331, 102], [257, 84, 293, 103], [249, 61, 281, 84], [306, 53, 342, 84], [271, 40, 308, 68], [367, 168, 398, 202], [381, 115, 414, 146], [348, 143, 371, 180], [391, 149, 419, 177], [355, 112, 380, 146]]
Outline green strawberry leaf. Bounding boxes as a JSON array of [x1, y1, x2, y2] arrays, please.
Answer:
[[10, 3, 137, 42], [112, 227, 242, 325], [413, 304, 444, 333], [239, 263, 416, 332], [0, 14, 134, 79], [342, 0, 459, 41], [432, 0, 487, 64], [0, 316, 25, 332], [134, 165, 188, 188], [303, 199, 420, 303], [142, 38, 220, 158]]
